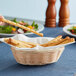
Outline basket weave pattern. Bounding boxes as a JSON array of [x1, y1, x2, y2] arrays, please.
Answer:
[[11, 47, 64, 65]]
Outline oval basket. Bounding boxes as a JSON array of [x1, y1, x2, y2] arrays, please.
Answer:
[[11, 47, 65, 65]]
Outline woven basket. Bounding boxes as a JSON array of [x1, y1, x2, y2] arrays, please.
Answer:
[[11, 47, 64, 65]]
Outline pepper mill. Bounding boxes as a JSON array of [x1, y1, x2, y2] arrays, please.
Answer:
[[45, 0, 56, 27], [59, 0, 70, 27]]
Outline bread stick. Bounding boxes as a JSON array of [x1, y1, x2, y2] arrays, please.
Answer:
[[52, 37, 70, 45], [17, 41, 33, 48], [40, 35, 62, 47], [0, 18, 43, 37], [19, 41, 37, 47], [4, 38, 19, 45], [4, 38, 33, 48], [47, 35, 62, 43], [41, 36, 70, 47], [58, 38, 75, 45]]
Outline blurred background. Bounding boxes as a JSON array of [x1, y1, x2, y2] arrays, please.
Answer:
[[0, 0, 75, 23]]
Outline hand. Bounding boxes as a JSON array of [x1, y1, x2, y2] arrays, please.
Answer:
[[0, 15, 4, 24], [0, 15, 4, 19]]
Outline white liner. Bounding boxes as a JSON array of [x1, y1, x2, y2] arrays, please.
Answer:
[[0, 34, 75, 52]]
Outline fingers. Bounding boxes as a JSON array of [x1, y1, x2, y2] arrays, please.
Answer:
[[0, 15, 4, 19], [0, 15, 4, 21]]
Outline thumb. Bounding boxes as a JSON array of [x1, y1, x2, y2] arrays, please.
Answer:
[[0, 15, 4, 19]]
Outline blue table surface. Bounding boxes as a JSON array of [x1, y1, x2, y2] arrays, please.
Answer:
[[0, 18, 76, 76]]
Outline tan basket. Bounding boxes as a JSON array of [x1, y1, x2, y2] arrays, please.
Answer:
[[11, 47, 64, 65]]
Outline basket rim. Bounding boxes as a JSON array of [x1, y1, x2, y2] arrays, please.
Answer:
[[11, 47, 65, 53]]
